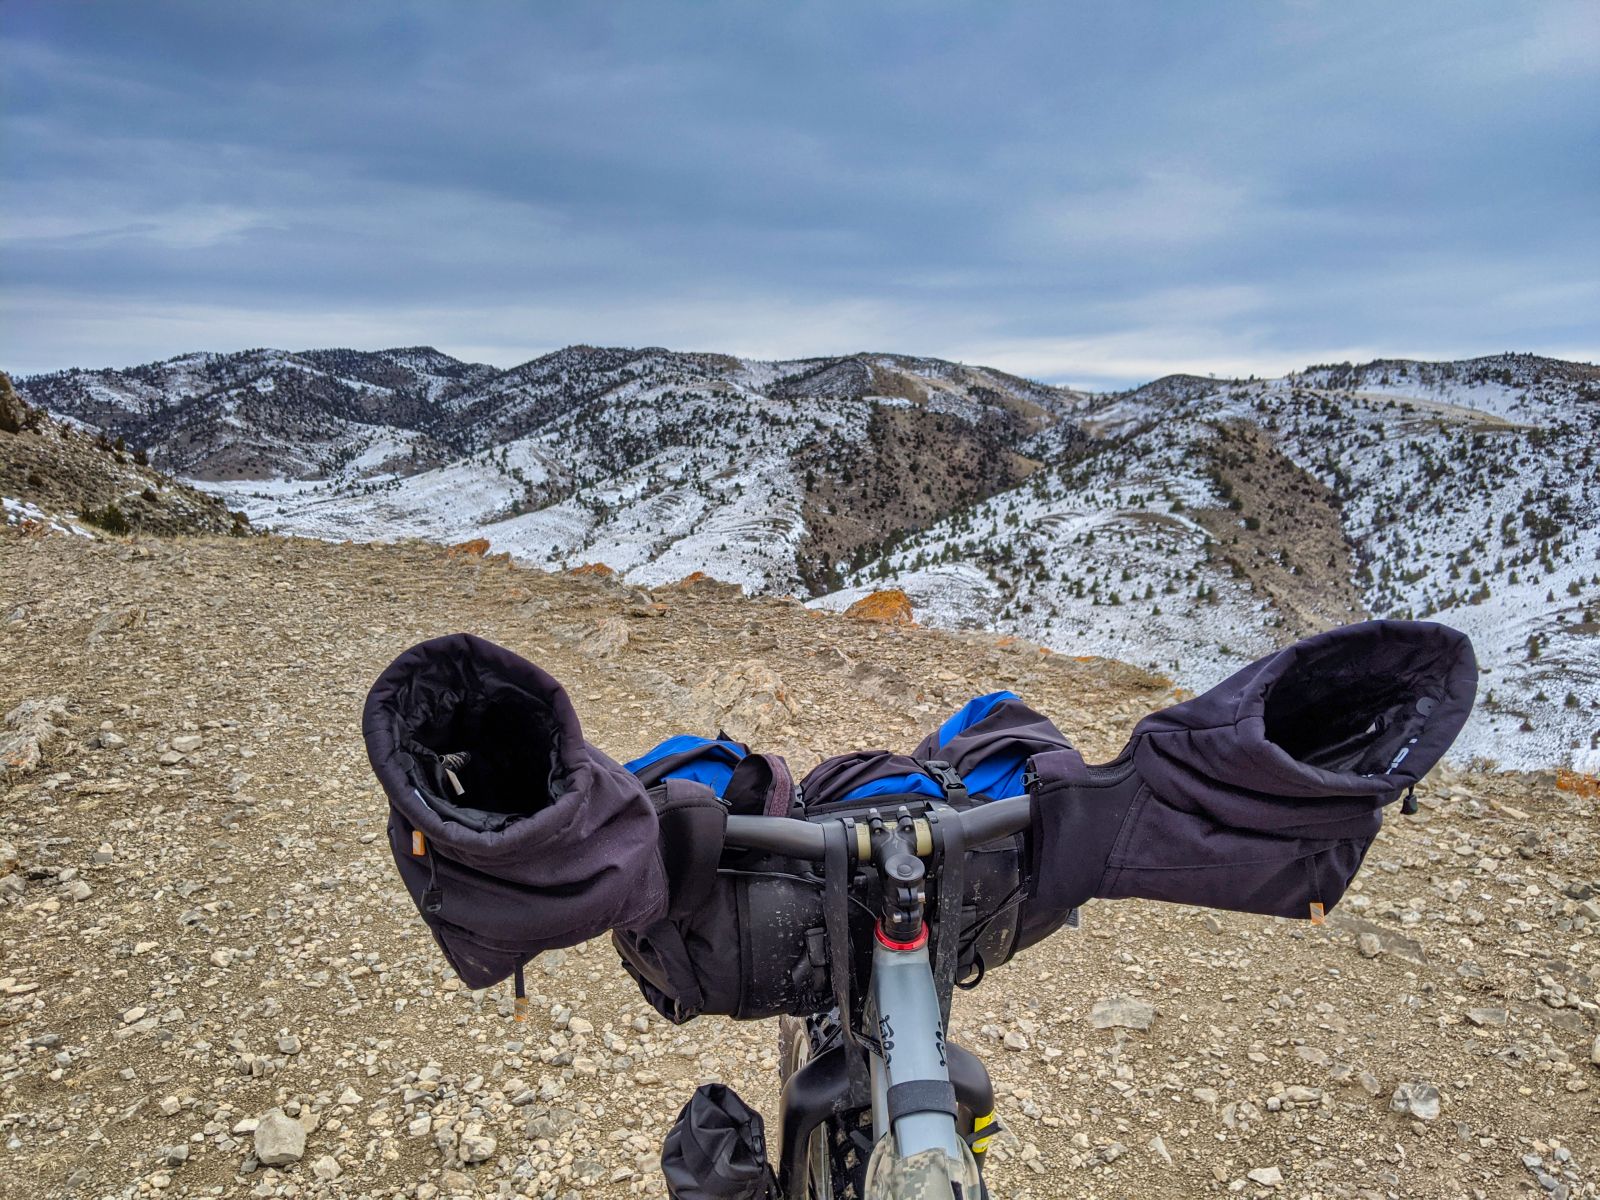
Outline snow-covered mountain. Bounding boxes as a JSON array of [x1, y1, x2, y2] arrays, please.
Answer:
[[17, 346, 1073, 593], [816, 354, 1599, 771], [14, 347, 1597, 770]]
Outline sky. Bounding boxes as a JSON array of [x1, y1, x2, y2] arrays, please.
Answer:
[[2, 1, 1596, 390]]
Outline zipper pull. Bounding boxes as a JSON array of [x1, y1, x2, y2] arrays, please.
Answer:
[[438, 751, 471, 797], [1400, 785, 1418, 816]]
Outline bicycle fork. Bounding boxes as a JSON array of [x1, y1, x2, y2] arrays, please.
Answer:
[[775, 934, 996, 1194]]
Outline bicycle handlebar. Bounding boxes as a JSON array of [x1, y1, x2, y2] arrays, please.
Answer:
[[722, 794, 1031, 861]]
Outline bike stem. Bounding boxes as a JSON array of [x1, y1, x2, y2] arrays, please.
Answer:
[[862, 808, 968, 1162]]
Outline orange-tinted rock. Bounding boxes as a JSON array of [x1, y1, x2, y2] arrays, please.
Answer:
[[446, 538, 491, 558], [844, 589, 914, 625], [1556, 769, 1600, 798], [568, 562, 617, 578]]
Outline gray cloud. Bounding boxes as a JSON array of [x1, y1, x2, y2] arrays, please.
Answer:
[[3, 0, 1595, 386]]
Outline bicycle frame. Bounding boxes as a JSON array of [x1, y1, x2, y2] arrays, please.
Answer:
[[759, 796, 1030, 1198]]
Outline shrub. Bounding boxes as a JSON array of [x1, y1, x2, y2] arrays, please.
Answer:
[[86, 502, 130, 534]]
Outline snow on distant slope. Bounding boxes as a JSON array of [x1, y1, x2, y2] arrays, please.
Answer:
[[167, 346, 1058, 593], [15, 345, 1596, 768], [816, 375, 1284, 689], [821, 360, 1599, 770]]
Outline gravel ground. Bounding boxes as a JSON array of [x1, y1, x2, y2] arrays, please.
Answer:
[[1, 531, 1596, 1200]]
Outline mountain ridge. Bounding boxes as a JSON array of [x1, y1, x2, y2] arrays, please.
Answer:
[[11, 344, 1597, 770]]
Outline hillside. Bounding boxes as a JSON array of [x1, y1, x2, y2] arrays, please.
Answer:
[[819, 355, 1600, 772], [0, 373, 245, 539], [1, 530, 1595, 1199], [16, 348, 1072, 595], [14, 348, 1598, 770]]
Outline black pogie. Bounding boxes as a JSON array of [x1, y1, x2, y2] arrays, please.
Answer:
[[1025, 619, 1477, 932], [362, 632, 667, 988]]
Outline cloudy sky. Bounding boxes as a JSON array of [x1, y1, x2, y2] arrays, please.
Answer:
[[2, 1, 1596, 388]]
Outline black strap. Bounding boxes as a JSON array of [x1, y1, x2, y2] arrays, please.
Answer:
[[421, 840, 442, 914], [963, 1115, 1003, 1149], [653, 780, 728, 917], [922, 760, 968, 805], [928, 809, 965, 1029], [512, 963, 528, 1023], [955, 954, 986, 990], [822, 820, 869, 1109], [886, 1080, 959, 1124]]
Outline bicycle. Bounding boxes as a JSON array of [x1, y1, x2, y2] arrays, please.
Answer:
[[364, 623, 1478, 1200], [721, 792, 1033, 1198]]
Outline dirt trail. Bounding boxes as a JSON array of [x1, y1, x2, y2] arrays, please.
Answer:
[[0, 531, 1595, 1200]]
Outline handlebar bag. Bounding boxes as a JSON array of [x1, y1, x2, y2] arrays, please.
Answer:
[[908, 691, 1079, 962], [801, 737, 1050, 981], [363, 633, 668, 989], [1025, 619, 1477, 935], [612, 737, 832, 1022]]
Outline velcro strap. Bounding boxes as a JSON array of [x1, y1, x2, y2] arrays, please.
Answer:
[[886, 1080, 958, 1124], [929, 809, 965, 1029], [823, 820, 870, 1109]]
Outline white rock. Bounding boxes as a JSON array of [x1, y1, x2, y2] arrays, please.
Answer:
[[1002, 1031, 1029, 1051], [1088, 994, 1155, 1030], [1390, 1080, 1441, 1121], [567, 1016, 594, 1036], [460, 1132, 497, 1164], [253, 1108, 306, 1165], [1247, 1166, 1283, 1186], [311, 1155, 341, 1181], [170, 735, 203, 753]]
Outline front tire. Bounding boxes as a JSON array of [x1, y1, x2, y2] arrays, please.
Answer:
[[778, 1014, 872, 1200]]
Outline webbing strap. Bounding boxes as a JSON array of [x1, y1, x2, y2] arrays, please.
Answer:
[[512, 963, 528, 1022], [929, 811, 965, 1028], [823, 821, 869, 1109], [886, 1080, 959, 1125]]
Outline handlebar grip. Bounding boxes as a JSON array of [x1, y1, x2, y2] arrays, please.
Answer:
[[723, 814, 828, 860]]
